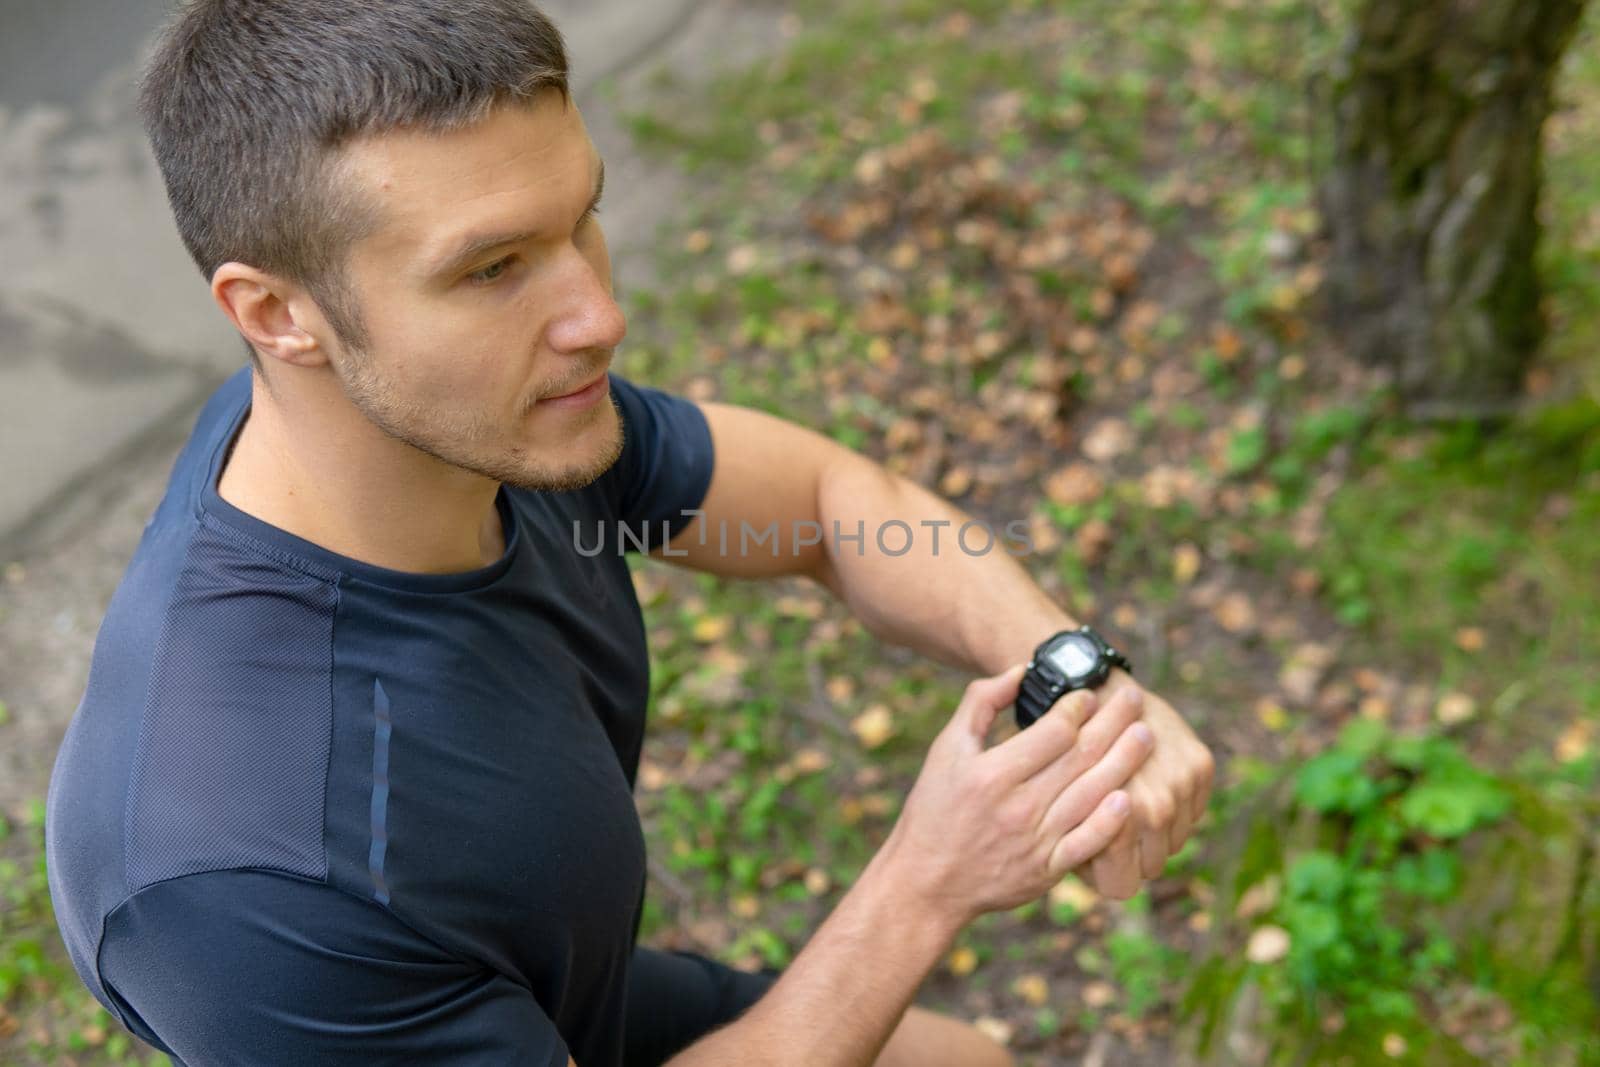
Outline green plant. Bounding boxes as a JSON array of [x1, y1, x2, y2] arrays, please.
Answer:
[[1107, 926, 1184, 1019], [1258, 720, 1509, 1028]]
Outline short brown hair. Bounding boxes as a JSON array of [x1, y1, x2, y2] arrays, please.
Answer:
[[139, 0, 570, 362]]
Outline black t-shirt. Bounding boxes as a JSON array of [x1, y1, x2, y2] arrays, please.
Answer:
[[45, 366, 716, 1066]]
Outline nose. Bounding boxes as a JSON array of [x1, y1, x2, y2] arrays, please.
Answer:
[[544, 244, 627, 356]]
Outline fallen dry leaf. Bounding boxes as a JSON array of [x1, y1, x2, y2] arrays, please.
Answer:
[[637, 760, 668, 791], [1044, 462, 1105, 506], [851, 705, 895, 749], [940, 464, 974, 497], [1082, 418, 1134, 462], [790, 748, 831, 776], [1027, 511, 1062, 555], [691, 615, 732, 643], [1236, 876, 1280, 920], [860, 791, 896, 817], [1279, 643, 1335, 703], [1435, 692, 1476, 725], [1213, 324, 1244, 361], [973, 1017, 1014, 1046], [1255, 697, 1287, 732], [1359, 695, 1392, 722], [1555, 720, 1593, 763], [1289, 568, 1322, 596], [1081, 980, 1117, 1008], [774, 595, 824, 619], [1049, 876, 1100, 913], [947, 946, 979, 976], [853, 150, 886, 185], [1213, 592, 1257, 634], [1173, 542, 1202, 585], [1246, 925, 1291, 964], [725, 245, 760, 274], [631, 569, 664, 606], [1012, 974, 1050, 1006], [1075, 518, 1114, 565]]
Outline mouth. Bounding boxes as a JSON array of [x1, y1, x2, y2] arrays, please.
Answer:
[[538, 372, 610, 410]]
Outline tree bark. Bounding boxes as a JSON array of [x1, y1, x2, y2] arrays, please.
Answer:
[[1322, 0, 1586, 417]]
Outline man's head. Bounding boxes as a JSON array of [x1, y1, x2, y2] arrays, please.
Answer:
[[140, 0, 626, 493]]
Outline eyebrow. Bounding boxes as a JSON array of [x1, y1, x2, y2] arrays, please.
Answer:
[[425, 156, 606, 281]]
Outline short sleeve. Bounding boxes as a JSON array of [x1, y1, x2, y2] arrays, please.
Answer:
[[98, 869, 570, 1067], [605, 374, 716, 550]]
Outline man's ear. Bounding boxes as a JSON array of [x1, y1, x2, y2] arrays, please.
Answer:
[[211, 263, 332, 368]]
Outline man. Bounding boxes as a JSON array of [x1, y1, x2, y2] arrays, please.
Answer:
[[44, 3, 1214, 1065]]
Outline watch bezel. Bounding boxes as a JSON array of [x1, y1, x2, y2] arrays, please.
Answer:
[[1031, 628, 1113, 690]]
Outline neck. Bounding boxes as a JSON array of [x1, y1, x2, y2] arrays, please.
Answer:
[[216, 370, 506, 574]]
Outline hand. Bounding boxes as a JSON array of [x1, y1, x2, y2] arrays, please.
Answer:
[[1075, 671, 1215, 898], [882, 664, 1156, 932]]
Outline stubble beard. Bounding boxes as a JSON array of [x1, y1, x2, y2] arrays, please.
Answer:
[[337, 348, 625, 494]]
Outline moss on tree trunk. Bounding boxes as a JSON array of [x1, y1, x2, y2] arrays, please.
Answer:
[[1177, 777, 1600, 1065], [1322, 0, 1586, 416]]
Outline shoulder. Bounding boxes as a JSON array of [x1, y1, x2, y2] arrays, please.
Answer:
[[123, 519, 340, 893], [601, 372, 715, 525]]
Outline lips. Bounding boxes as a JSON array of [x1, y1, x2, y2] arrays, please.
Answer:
[[545, 372, 607, 401]]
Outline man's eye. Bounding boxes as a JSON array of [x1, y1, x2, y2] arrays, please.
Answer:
[[467, 257, 515, 285]]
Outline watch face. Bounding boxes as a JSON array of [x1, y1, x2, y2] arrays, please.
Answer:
[[1046, 634, 1099, 679]]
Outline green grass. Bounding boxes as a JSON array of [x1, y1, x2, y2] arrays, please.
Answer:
[[1313, 401, 1600, 740], [0, 801, 169, 1065]]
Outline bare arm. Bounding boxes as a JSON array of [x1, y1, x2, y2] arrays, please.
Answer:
[[660, 671, 1150, 1067], [656, 402, 1214, 897], [663, 836, 955, 1067]]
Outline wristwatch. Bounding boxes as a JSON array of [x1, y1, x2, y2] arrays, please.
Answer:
[[1014, 625, 1133, 730]]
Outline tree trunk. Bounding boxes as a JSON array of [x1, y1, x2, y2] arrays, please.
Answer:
[[1321, 0, 1586, 417]]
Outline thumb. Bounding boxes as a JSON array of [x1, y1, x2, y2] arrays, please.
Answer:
[[957, 662, 1029, 747]]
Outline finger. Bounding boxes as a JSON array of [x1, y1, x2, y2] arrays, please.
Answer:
[[1047, 791, 1131, 878], [954, 663, 1028, 750], [1090, 822, 1142, 900], [1167, 780, 1196, 858], [1021, 686, 1145, 796], [1139, 805, 1171, 880], [1190, 747, 1217, 826], [989, 688, 1099, 784], [1034, 719, 1154, 839]]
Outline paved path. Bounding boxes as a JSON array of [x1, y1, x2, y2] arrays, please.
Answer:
[[0, 0, 765, 553]]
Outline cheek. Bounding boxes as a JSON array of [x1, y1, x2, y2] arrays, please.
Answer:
[[405, 300, 520, 371]]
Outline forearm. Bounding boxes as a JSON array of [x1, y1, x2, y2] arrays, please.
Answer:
[[812, 455, 1076, 674], [664, 837, 956, 1067]]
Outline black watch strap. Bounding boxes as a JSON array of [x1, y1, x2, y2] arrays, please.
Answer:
[[1016, 668, 1060, 730], [1014, 626, 1133, 730]]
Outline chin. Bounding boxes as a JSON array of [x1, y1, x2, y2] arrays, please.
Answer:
[[501, 405, 624, 493]]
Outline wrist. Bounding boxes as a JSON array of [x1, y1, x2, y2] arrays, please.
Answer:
[[975, 607, 1079, 676], [869, 823, 973, 947]]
